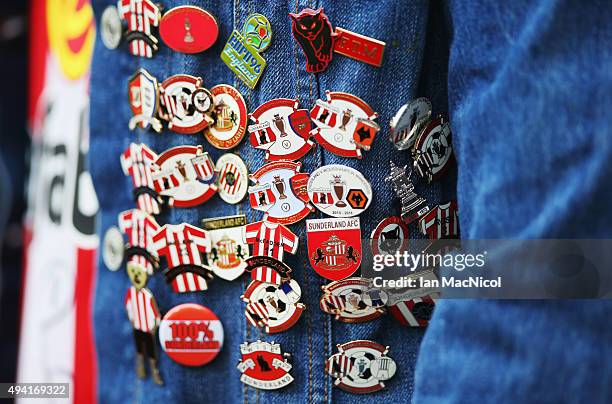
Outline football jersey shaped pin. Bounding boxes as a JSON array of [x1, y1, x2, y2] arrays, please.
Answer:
[[419, 201, 459, 240], [326, 340, 397, 394], [308, 165, 372, 218], [159, 74, 214, 134], [153, 223, 213, 293], [117, 0, 161, 58], [242, 279, 305, 333], [307, 217, 361, 281], [238, 341, 294, 390], [412, 117, 454, 182], [248, 161, 313, 224], [310, 91, 380, 158], [201, 215, 249, 281], [159, 303, 224, 366], [221, 13, 272, 89], [215, 153, 249, 204], [244, 222, 298, 284], [121, 143, 170, 215], [119, 209, 160, 276], [385, 161, 430, 224], [128, 69, 162, 132], [248, 98, 315, 161], [206, 85, 248, 149], [159, 6, 219, 54], [152, 145, 217, 208], [389, 97, 432, 150], [320, 278, 387, 323], [290, 8, 338, 73]]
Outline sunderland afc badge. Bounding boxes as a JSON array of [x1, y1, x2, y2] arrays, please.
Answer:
[[201, 215, 249, 281], [289, 8, 337, 73], [244, 223, 298, 284], [308, 164, 372, 218], [242, 278, 305, 333], [158, 303, 223, 366], [152, 145, 217, 207], [238, 341, 293, 390], [389, 97, 432, 150], [326, 340, 397, 394], [159, 74, 214, 134], [215, 153, 249, 204], [310, 91, 380, 158], [248, 161, 313, 224], [128, 69, 162, 132], [206, 84, 247, 149], [307, 217, 361, 281], [320, 278, 387, 323], [248, 98, 315, 161], [412, 117, 454, 182]]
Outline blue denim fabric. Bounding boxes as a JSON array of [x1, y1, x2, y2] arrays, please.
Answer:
[[414, 1, 612, 403], [89, 0, 447, 402]]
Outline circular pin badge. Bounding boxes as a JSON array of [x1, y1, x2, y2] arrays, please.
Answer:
[[370, 217, 409, 256], [103, 226, 124, 271], [159, 75, 212, 134], [389, 98, 432, 150], [242, 13, 272, 52], [159, 303, 224, 366], [206, 85, 247, 149], [242, 279, 305, 333], [192, 88, 214, 114], [412, 117, 454, 182], [159, 6, 219, 54], [215, 153, 249, 204], [101, 5, 123, 50], [308, 165, 372, 218]]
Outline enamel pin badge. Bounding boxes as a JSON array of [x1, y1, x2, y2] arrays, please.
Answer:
[[242, 279, 305, 333], [289, 8, 337, 73], [333, 28, 386, 67], [238, 341, 294, 390], [159, 6, 219, 54], [389, 97, 432, 150], [201, 215, 249, 281], [244, 256, 293, 285], [419, 200, 459, 240], [118, 209, 160, 276], [101, 5, 123, 50], [326, 340, 396, 394], [412, 117, 454, 182], [306, 217, 361, 281], [371, 216, 409, 256], [128, 69, 162, 132], [206, 85, 248, 149], [308, 165, 372, 218], [389, 295, 437, 327], [159, 74, 214, 134], [215, 153, 249, 204], [152, 145, 217, 207], [248, 98, 315, 161], [385, 161, 430, 224], [248, 161, 313, 224], [221, 13, 272, 89], [152, 223, 213, 293], [117, 0, 160, 58], [158, 303, 223, 366], [103, 226, 124, 271], [244, 223, 298, 284], [320, 278, 387, 323], [310, 91, 380, 158], [121, 143, 170, 215]]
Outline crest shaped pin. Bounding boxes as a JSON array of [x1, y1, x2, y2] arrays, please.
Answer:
[[241, 279, 305, 333], [306, 217, 361, 281], [117, 0, 161, 58], [152, 145, 217, 208], [237, 341, 294, 390], [310, 91, 380, 158], [128, 69, 162, 132], [248, 98, 315, 161], [201, 215, 249, 281], [320, 278, 387, 323], [248, 161, 313, 224], [308, 165, 372, 218], [326, 340, 397, 394]]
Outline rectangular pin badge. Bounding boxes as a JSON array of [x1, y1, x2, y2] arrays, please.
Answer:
[[333, 27, 386, 67]]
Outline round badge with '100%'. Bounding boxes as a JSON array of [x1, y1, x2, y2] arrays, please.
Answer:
[[307, 165, 372, 218], [159, 303, 224, 366]]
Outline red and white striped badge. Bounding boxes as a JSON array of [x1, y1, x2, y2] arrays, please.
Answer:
[[320, 278, 387, 323], [419, 200, 459, 240], [159, 74, 213, 134], [215, 153, 248, 204], [118, 0, 161, 58], [412, 117, 454, 182], [159, 303, 224, 366], [389, 294, 437, 327], [241, 279, 304, 333]]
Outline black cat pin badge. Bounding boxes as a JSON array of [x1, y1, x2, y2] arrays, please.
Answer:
[[290, 8, 338, 73], [371, 217, 409, 257], [238, 341, 294, 390], [306, 217, 361, 281]]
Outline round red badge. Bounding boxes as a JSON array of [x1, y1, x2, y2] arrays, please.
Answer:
[[206, 85, 247, 149], [159, 303, 224, 366], [159, 6, 219, 54]]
